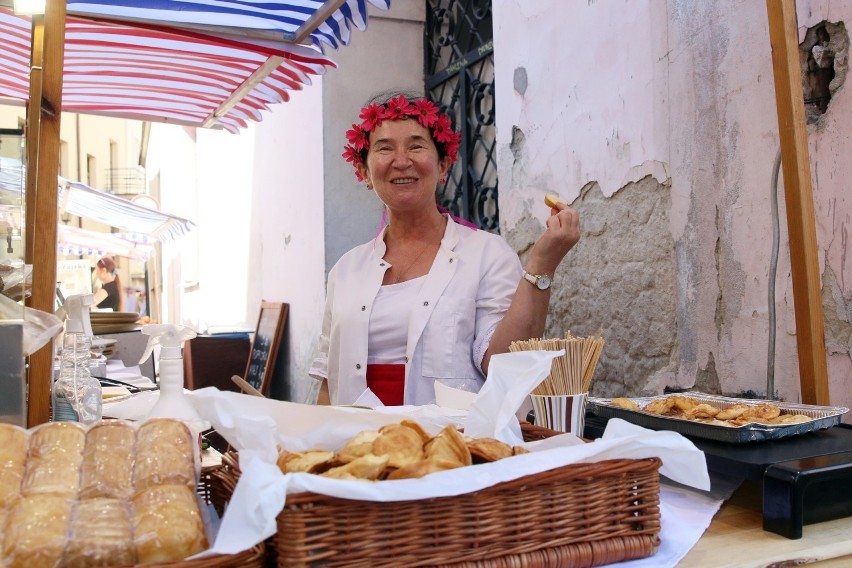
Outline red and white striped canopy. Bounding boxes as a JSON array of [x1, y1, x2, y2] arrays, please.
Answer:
[[0, 0, 391, 132]]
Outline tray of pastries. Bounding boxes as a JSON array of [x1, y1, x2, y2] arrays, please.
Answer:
[[588, 391, 849, 443]]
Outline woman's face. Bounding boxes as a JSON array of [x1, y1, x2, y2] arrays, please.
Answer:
[[95, 265, 110, 283], [359, 119, 451, 211]]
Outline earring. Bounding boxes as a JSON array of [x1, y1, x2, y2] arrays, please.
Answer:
[[366, 182, 373, 190], [439, 177, 447, 185]]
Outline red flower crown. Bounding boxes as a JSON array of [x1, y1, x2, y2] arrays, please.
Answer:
[[343, 95, 462, 182]]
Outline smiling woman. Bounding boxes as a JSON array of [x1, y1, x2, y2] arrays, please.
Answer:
[[308, 90, 582, 408]]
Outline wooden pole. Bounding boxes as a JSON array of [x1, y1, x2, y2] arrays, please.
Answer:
[[765, 0, 830, 405], [25, 0, 67, 426]]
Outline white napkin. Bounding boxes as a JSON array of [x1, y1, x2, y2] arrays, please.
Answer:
[[464, 350, 564, 444]]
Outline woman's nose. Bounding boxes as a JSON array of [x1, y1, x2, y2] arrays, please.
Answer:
[[391, 151, 413, 168]]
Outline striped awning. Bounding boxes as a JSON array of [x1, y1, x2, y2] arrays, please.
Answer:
[[58, 225, 154, 261], [59, 179, 196, 243], [65, 0, 392, 51], [0, 0, 391, 132]]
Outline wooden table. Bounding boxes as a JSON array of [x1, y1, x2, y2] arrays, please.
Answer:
[[679, 479, 852, 567]]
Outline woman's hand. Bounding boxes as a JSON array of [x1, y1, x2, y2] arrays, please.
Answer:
[[526, 202, 580, 275]]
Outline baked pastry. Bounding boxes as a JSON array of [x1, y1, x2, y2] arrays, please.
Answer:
[[28, 422, 86, 459], [61, 498, 136, 567], [3, 493, 74, 568], [0, 425, 28, 507], [134, 418, 196, 490], [80, 421, 136, 500], [22, 451, 84, 496], [132, 484, 208, 563]]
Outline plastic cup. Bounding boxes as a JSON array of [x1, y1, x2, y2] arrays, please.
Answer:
[[529, 393, 587, 436]]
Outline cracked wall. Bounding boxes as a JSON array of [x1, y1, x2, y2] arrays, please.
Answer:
[[494, 1, 852, 419], [506, 175, 678, 397]]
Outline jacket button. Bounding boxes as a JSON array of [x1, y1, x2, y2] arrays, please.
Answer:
[[405, 356, 409, 363], [380, 262, 386, 267], [361, 305, 366, 311], [355, 364, 361, 370], [449, 258, 454, 263], [423, 301, 429, 306]]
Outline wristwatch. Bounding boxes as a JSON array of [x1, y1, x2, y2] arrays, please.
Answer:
[[522, 270, 552, 290]]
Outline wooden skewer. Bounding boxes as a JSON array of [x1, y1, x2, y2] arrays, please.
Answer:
[[231, 375, 265, 397]]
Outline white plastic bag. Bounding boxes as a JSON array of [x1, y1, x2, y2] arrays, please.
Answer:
[[0, 294, 63, 355]]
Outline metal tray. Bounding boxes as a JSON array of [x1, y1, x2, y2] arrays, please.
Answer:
[[588, 392, 849, 443]]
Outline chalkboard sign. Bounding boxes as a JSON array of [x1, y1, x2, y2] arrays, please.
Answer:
[[243, 302, 288, 396]]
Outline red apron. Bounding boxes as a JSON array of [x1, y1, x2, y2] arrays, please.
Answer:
[[366, 364, 405, 406]]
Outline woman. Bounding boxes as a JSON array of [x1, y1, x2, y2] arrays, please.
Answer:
[[310, 92, 580, 405], [92, 257, 124, 312]]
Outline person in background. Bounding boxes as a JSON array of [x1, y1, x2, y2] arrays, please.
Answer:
[[309, 91, 580, 406], [92, 257, 124, 312]]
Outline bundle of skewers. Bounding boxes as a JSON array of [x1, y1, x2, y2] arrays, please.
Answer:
[[509, 332, 605, 395]]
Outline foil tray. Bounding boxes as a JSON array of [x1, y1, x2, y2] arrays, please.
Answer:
[[588, 391, 849, 444]]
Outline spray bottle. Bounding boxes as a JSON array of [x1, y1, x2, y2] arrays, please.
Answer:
[[139, 324, 210, 445], [53, 293, 102, 424]]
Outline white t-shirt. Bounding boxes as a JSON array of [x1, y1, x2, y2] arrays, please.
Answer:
[[367, 276, 425, 364]]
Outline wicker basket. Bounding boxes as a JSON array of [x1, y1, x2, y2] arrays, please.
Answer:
[[134, 462, 267, 568], [217, 424, 662, 568]]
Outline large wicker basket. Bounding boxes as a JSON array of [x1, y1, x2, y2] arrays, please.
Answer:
[[217, 423, 662, 568]]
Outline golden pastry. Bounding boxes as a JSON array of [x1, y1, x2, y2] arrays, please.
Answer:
[[28, 422, 85, 459], [716, 403, 750, 421], [3, 494, 74, 568], [334, 430, 379, 464], [768, 414, 812, 425], [386, 459, 461, 480], [684, 403, 721, 420], [132, 484, 208, 564], [670, 396, 700, 413], [610, 397, 641, 411], [0, 425, 27, 508], [643, 397, 675, 415], [80, 422, 136, 500], [466, 437, 514, 463], [61, 498, 136, 567], [134, 418, 196, 490], [22, 452, 83, 496], [372, 423, 426, 469], [740, 403, 781, 422], [424, 425, 471, 467], [277, 450, 335, 474], [321, 454, 389, 481]]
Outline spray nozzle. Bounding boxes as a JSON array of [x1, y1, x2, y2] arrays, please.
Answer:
[[139, 324, 197, 364], [64, 293, 95, 336]]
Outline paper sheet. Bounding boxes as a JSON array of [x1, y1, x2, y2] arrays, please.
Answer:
[[187, 351, 711, 558]]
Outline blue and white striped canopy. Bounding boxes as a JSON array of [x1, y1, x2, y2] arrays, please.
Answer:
[[66, 0, 392, 51]]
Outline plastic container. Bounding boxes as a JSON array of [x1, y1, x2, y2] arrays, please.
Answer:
[[52, 333, 102, 424]]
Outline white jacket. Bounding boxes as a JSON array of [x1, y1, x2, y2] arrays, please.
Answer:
[[309, 215, 522, 405]]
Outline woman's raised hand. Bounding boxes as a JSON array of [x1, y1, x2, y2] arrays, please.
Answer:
[[527, 198, 580, 275]]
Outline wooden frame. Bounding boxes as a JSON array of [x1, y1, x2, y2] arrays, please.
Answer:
[[242, 301, 288, 396]]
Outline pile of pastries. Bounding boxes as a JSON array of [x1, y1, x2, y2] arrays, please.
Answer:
[[610, 395, 812, 427], [0, 418, 207, 567], [277, 420, 528, 481]]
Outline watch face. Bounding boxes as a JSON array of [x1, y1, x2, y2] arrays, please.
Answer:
[[537, 275, 552, 290]]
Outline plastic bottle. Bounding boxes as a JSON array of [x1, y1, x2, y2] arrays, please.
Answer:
[[140, 324, 210, 439], [53, 334, 102, 423], [53, 294, 102, 424]]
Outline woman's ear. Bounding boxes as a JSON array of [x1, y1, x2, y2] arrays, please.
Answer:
[[439, 156, 452, 181], [358, 163, 372, 189]]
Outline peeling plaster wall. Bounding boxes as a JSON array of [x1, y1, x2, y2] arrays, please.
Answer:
[[493, 0, 852, 416]]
